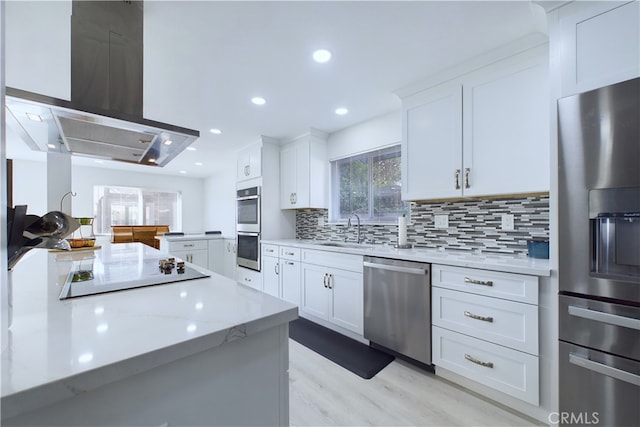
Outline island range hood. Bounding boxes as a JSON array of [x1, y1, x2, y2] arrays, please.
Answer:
[[5, 0, 199, 167]]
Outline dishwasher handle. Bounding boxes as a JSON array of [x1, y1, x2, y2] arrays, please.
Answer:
[[363, 261, 428, 276]]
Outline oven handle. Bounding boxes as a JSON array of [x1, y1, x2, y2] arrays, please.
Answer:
[[237, 232, 260, 237], [237, 195, 259, 201], [569, 353, 640, 386], [568, 305, 640, 331]]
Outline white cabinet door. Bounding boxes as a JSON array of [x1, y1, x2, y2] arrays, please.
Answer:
[[462, 47, 549, 196], [560, 1, 640, 96], [281, 259, 301, 306], [328, 269, 364, 335], [280, 144, 298, 209], [207, 239, 225, 275], [280, 132, 327, 209], [223, 238, 236, 279], [301, 264, 331, 319], [171, 249, 208, 269], [402, 83, 463, 200], [237, 144, 262, 182], [262, 256, 280, 297], [236, 266, 262, 291]]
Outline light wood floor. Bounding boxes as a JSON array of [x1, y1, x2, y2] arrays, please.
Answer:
[[289, 339, 540, 427]]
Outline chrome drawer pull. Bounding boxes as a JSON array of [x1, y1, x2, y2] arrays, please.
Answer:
[[465, 354, 494, 368], [285, 261, 295, 266], [285, 252, 295, 256], [464, 277, 493, 287], [464, 311, 494, 323], [266, 248, 274, 253]]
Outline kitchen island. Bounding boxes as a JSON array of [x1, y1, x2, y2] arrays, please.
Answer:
[[1, 243, 297, 426]]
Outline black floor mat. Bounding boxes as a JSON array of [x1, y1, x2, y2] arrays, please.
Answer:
[[289, 317, 394, 379]]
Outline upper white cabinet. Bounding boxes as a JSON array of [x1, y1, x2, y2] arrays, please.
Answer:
[[402, 83, 463, 200], [6, 1, 71, 99], [401, 45, 550, 201], [280, 129, 328, 209], [237, 143, 263, 182], [559, 1, 639, 96]]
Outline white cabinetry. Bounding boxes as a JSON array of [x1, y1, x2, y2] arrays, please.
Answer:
[[559, 1, 639, 96], [401, 45, 549, 200], [222, 238, 236, 279], [262, 244, 280, 297], [280, 129, 328, 209], [300, 249, 363, 335], [261, 244, 302, 304], [207, 239, 224, 275], [237, 143, 262, 182], [236, 266, 262, 291], [431, 264, 540, 405], [166, 239, 209, 269]]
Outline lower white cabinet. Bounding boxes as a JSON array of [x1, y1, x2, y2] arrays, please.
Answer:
[[261, 244, 302, 304], [262, 248, 280, 297], [280, 258, 301, 305], [166, 240, 209, 269], [207, 239, 224, 275], [431, 264, 540, 406], [237, 266, 262, 291], [432, 327, 539, 405], [223, 238, 236, 279], [300, 249, 363, 335]]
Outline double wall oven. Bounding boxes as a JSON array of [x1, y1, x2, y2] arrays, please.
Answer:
[[558, 77, 639, 426], [236, 186, 261, 271]]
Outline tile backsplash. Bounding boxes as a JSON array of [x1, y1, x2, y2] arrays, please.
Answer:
[[296, 194, 549, 255]]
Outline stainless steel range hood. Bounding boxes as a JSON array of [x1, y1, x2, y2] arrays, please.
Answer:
[[5, 0, 199, 167]]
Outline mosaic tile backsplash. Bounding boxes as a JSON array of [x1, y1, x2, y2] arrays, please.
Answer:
[[296, 195, 549, 255]]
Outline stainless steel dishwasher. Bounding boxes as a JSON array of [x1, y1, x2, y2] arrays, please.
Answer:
[[363, 256, 431, 367]]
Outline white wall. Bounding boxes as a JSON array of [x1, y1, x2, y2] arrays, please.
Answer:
[[327, 110, 401, 161], [203, 151, 237, 237], [11, 159, 206, 233]]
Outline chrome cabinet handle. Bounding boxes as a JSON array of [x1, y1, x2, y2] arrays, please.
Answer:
[[454, 169, 461, 190], [245, 277, 251, 282], [285, 251, 294, 256], [266, 248, 274, 253], [323, 273, 328, 288], [293, 193, 297, 204], [464, 277, 493, 287], [290, 193, 294, 204], [465, 354, 494, 368], [275, 263, 279, 275], [285, 261, 294, 266], [244, 165, 250, 176], [464, 168, 470, 189], [327, 273, 333, 289], [464, 311, 494, 323], [227, 242, 231, 251], [184, 244, 194, 247]]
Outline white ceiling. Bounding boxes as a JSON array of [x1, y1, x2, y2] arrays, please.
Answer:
[[6, 0, 549, 179]]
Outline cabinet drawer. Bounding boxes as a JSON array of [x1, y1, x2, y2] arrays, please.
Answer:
[[169, 240, 207, 251], [433, 326, 539, 405], [237, 267, 262, 291], [432, 265, 538, 304], [432, 288, 538, 355], [280, 246, 301, 261], [301, 249, 362, 273], [262, 244, 279, 257]]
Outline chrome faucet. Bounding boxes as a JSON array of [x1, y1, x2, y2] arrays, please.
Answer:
[[347, 213, 362, 243]]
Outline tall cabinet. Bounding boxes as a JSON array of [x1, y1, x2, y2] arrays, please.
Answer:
[[399, 43, 550, 201]]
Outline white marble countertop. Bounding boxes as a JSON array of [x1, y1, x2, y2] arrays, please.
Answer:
[[1, 243, 297, 420], [262, 239, 551, 276], [155, 233, 227, 242]]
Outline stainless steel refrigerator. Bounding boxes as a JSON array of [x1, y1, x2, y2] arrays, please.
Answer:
[[558, 77, 639, 426]]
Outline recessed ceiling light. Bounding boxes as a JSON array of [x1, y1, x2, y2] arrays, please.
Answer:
[[94, 159, 104, 164], [195, 162, 203, 166], [26, 112, 43, 122], [335, 107, 349, 116], [209, 128, 222, 135], [46, 143, 56, 149], [163, 139, 173, 146], [313, 49, 332, 63], [148, 158, 156, 164], [251, 97, 266, 106], [186, 147, 197, 151], [179, 170, 187, 174]]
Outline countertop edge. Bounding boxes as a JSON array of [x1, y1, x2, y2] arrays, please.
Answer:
[[1, 307, 298, 421], [262, 239, 551, 277]]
